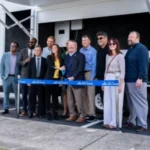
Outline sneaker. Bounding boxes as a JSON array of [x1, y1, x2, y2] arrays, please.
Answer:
[[86, 116, 97, 123]]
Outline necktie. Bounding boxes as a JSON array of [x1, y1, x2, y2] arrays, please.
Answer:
[[30, 49, 32, 58], [36, 58, 40, 77]]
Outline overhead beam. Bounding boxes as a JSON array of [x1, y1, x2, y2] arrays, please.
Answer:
[[0, 16, 32, 29], [0, 4, 33, 38]]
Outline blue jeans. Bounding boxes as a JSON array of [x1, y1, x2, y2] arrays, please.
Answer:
[[3, 76, 18, 109], [21, 84, 28, 112]]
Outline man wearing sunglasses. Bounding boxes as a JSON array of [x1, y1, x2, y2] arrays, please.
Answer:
[[96, 31, 109, 115], [18, 38, 37, 116], [1, 42, 20, 114]]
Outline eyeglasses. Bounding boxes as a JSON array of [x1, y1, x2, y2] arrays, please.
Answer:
[[109, 43, 116, 46], [97, 37, 105, 40]]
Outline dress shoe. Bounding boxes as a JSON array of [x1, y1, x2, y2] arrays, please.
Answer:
[[20, 111, 28, 117], [46, 112, 52, 121], [37, 115, 45, 118], [66, 116, 77, 122], [136, 127, 147, 132], [123, 121, 136, 128], [76, 117, 86, 123], [33, 113, 36, 117], [53, 112, 59, 120], [103, 124, 110, 129], [86, 116, 97, 123], [28, 114, 33, 118], [61, 113, 69, 118], [109, 125, 116, 129], [1, 109, 9, 115]]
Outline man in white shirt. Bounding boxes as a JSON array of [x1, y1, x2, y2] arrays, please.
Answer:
[[18, 38, 37, 116], [42, 36, 55, 58]]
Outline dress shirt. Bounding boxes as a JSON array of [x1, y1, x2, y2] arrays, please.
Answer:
[[9, 53, 17, 75], [42, 47, 52, 58], [36, 56, 41, 77], [80, 45, 97, 80], [28, 48, 34, 58]]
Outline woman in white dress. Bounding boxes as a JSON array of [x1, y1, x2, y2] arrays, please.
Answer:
[[103, 38, 125, 129]]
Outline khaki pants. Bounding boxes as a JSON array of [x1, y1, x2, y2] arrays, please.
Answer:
[[83, 71, 96, 117], [67, 86, 85, 117]]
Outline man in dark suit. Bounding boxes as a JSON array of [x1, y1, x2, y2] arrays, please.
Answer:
[[28, 45, 47, 118], [63, 40, 86, 123], [18, 38, 37, 116]]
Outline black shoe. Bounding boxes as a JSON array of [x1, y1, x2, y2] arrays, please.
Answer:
[[61, 113, 69, 119], [86, 116, 97, 123], [1, 109, 9, 115], [53, 112, 59, 120], [28, 113, 33, 118], [136, 127, 147, 132], [123, 121, 136, 128], [46, 112, 52, 121]]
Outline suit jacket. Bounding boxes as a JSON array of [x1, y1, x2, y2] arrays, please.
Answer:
[[28, 57, 47, 79], [0, 52, 20, 80], [18, 48, 29, 78], [64, 52, 85, 80], [45, 55, 63, 79]]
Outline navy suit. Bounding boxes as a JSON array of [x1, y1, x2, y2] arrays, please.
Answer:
[[64, 52, 86, 118], [28, 57, 47, 116], [64, 52, 85, 81]]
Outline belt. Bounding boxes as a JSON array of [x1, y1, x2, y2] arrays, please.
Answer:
[[106, 71, 120, 74], [8, 74, 15, 77]]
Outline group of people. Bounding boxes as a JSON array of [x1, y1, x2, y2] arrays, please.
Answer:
[[0, 30, 149, 132]]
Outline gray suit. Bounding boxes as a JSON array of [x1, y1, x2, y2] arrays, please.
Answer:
[[18, 48, 30, 112], [18, 48, 29, 78], [1, 52, 19, 109]]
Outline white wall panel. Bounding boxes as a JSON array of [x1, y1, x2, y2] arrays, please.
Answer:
[[0, 0, 31, 12], [38, 0, 148, 23]]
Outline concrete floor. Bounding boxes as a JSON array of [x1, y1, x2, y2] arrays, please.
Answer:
[[0, 110, 150, 150], [0, 98, 150, 150]]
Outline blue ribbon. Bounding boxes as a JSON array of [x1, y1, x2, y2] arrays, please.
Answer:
[[18, 79, 119, 86]]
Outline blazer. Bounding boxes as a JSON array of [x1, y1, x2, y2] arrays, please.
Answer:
[[28, 57, 47, 79], [45, 55, 63, 80], [0, 52, 20, 80], [18, 48, 30, 78], [64, 52, 85, 80]]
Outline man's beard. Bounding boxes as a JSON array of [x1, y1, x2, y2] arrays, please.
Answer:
[[28, 45, 35, 49]]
